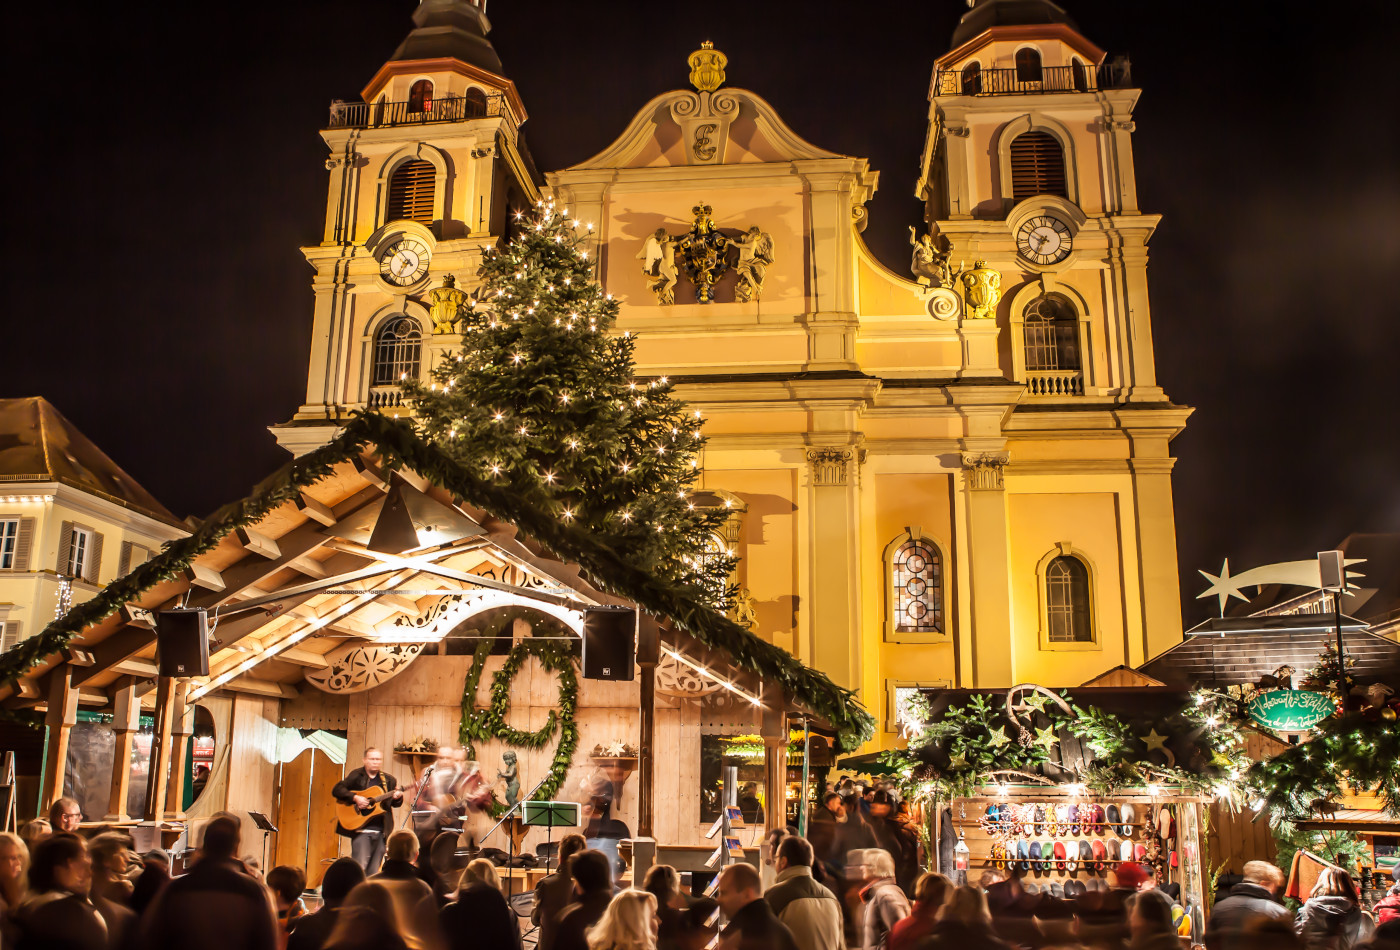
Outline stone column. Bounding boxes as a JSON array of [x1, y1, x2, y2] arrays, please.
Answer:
[[960, 452, 1014, 687], [105, 677, 140, 821]]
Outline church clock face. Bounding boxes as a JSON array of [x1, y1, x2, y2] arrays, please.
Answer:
[[1016, 215, 1073, 266], [379, 239, 430, 287]]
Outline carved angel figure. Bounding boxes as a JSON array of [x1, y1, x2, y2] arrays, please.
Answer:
[[731, 226, 774, 303], [637, 227, 678, 305], [908, 226, 952, 287]]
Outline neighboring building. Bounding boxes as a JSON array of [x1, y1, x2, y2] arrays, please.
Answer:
[[0, 397, 186, 654], [276, 0, 1193, 748]]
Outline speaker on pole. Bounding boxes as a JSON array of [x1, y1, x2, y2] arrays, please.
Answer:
[[156, 608, 210, 678], [582, 606, 636, 681]]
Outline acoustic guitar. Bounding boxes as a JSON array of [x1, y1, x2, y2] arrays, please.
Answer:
[[335, 785, 398, 832]]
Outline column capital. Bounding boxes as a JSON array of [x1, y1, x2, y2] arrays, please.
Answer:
[[961, 452, 1009, 491]]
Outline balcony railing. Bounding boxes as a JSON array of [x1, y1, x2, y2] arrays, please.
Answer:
[[1025, 370, 1084, 397], [367, 386, 408, 409], [327, 93, 503, 130], [933, 60, 1132, 97]]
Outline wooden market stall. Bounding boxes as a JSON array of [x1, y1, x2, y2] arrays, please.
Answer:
[[0, 415, 872, 887]]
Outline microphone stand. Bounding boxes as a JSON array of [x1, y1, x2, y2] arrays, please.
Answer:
[[480, 775, 548, 901], [400, 763, 437, 831]]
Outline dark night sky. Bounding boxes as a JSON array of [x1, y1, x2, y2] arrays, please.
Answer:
[[5, 1, 1398, 625]]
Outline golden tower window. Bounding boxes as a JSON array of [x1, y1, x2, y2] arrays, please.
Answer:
[[1009, 131, 1067, 200], [464, 88, 489, 117], [1022, 294, 1080, 371], [1015, 47, 1043, 82], [408, 80, 434, 114], [386, 160, 437, 224], [371, 316, 422, 385], [1046, 555, 1092, 643]]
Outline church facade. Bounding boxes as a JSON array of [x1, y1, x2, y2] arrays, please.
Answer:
[[275, 0, 1191, 748]]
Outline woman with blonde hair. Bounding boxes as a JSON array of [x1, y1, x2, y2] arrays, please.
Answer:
[[16, 820, 49, 853], [0, 831, 29, 943], [441, 858, 520, 950], [587, 888, 658, 950], [1296, 866, 1375, 950]]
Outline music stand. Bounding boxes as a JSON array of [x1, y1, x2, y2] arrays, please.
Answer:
[[481, 776, 548, 900], [523, 801, 580, 873], [248, 812, 278, 873]]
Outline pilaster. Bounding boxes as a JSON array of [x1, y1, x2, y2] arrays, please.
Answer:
[[959, 451, 1014, 686], [803, 444, 864, 691]]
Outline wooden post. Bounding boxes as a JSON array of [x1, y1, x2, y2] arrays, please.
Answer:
[[761, 691, 789, 838], [40, 666, 78, 812], [143, 676, 177, 822], [636, 615, 659, 839], [105, 677, 140, 821], [164, 686, 193, 819]]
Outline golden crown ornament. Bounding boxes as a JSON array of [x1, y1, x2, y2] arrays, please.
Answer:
[[688, 41, 727, 93]]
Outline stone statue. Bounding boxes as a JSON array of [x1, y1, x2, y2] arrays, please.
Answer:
[[427, 274, 467, 334], [497, 750, 520, 808], [908, 226, 952, 287], [676, 204, 730, 304], [637, 228, 679, 305], [730, 226, 774, 302], [956, 260, 1002, 320], [732, 587, 758, 630]]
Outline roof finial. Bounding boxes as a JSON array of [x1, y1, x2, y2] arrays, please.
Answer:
[[688, 41, 727, 93]]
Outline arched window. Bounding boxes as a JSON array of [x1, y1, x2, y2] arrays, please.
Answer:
[[1045, 556, 1091, 643], [960, 62, 982, 96], [1015, 47, 1043, 82], [464, 88, 489, 118], [371, 317, 422, 385], [408, 80, 434, 114], [1071, 57, 1089, 93], [1022, 294, 1080, 371], [890, 537, 943, 636], [1009, 131, 1067, 200], [386, 159, 437, 224]]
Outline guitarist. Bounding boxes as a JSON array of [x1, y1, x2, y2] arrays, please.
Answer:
[[333, 747, 403, 873]]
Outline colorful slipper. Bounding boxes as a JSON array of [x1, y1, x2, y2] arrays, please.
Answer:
[[1120, 802, 1136, 837], [1053, 841, 1067, 871]]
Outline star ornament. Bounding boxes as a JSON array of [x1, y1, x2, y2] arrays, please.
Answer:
[[1033, 725, 1059, 752], [1019, 692, 1052, 714], [1140, 728, 1170, 754], [987, 725, 1012, 749]]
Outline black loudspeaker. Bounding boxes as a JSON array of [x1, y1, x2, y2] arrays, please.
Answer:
[[582, 607, 636, 681], [156, 608, 210, 678]]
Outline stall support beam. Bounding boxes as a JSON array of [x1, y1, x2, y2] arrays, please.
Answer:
[[637, 616, 659, 839], [761, 693, 789, 838], [40, 666, 79, 812], [143, 676, 177, 822], [104, 677, 140, 821], [164, 686, 193, 819]]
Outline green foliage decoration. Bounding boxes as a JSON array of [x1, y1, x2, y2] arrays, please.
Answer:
[[459, 636, 579, 802], [1246, 710, 1400, 819]]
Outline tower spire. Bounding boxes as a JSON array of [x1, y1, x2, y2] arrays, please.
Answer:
[[390, 0, 502, 76]]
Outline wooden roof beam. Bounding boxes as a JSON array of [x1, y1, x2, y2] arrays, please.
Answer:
[[277, 648, 330, 669], [220, 676, 299, 699], [296, 492, 336, 526], [235, 527, 281, 560]]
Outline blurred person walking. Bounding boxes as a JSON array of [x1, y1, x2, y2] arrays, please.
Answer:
[[0, 830, 30, 937], [586, 888, 657, 950], [10, 832, 107, 950], [914, 884, 1012, 950], [440, 858, 520, 950], [1295, 867, 1375, 950], [141, 816, 279, 950], [765, 835, 845, 950], [288, 858, 365, 950], [1204, 860, 1292, 949], [886, 871, 950, 950], [857, 849, 909, 950], [88, 832, 137, 948], [1127, 889, 1183, 950], [323, 881, 410, 950]]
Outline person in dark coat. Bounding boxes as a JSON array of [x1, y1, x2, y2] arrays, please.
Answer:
[[533, 833, 588, 950], [1204, 860, 1292, 949], [866, 791, 919, 896], [289, 858, 365, 950], [440, 858, 521, 950], [552, 850, 615, 950], [332, 748, 403, 875], [643, 863, 689, 950], [129, 851, 170, 918], [915, 885, 1013, 950], [141, 816, 280, 950], [1295, 868, 1375, 950], [10, 833, 107, 950], [716, 862, 798, 950], [1127, 889, 1185, 950]]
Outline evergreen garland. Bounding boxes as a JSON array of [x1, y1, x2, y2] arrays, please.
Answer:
[[459, 637, 580, 802], [1247, 711, 1400, 819]]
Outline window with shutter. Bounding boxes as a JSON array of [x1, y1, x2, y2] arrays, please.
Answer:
[[118, 541, 152, 577], [13, 518, 33, 572], [1046, 556, 1092, 642], [57, 520, 74, 576], [60, 523, 100, 582], [0, 519, 17, 570], [1009, 131, 1067, 200], [385, 160, 437, 224], [0, 620, 20, 653], [85, 530, 104, 584]]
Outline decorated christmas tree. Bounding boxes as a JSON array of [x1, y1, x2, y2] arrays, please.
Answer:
[[406, 200, 734, 602]]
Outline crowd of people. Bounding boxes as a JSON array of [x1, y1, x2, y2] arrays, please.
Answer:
[[0, 793, 1397, 950]]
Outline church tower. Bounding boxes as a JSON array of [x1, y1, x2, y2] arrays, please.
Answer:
[[272, 0, 541, 454]]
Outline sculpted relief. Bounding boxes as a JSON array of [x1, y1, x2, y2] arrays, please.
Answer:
[[637, 204, 774, 305]]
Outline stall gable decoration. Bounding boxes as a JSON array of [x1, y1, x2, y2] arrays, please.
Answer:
[[1247, 689, 1334, 732]]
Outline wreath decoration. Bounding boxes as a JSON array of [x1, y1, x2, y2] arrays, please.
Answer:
[[459, 638, 579, 803]]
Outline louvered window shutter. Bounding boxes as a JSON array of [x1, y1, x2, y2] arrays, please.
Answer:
[[14, 518, 34, 571], [57, 521, 74, 576], [386, 161, 437, 224], [0, 621, 20, 652], [86, 531, 104, 584], [1009, 131, 1067, 200], [119, 540, 133, 577]]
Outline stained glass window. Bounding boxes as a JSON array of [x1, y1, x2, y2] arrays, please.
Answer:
[[892, 538, 942, 634]]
